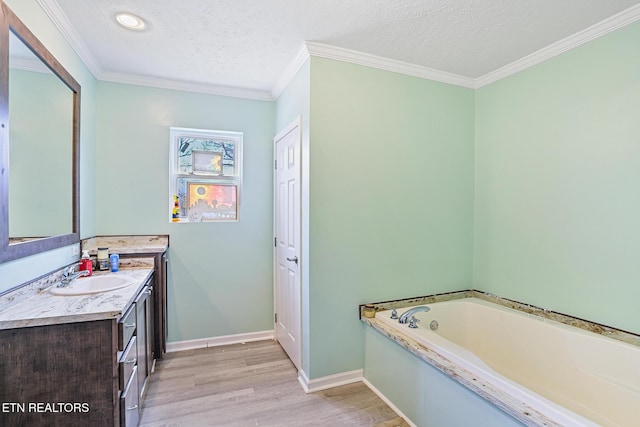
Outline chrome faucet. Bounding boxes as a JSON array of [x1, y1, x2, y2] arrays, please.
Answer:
[[57, 264, 90, 287], [398, 305, 430, 324], [408, 316, 420, 328]]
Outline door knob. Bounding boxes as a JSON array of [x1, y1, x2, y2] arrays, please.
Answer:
[[286, 256, 298, 264]]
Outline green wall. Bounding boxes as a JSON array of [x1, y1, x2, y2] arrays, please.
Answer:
[[474, 21, 640, 334], [96, 82, 275, 341], [0, 0, 97, 292], [307, 57, 475, 378]]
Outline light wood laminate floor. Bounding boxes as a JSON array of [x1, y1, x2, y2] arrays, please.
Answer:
[[139, 340, 409, 427]]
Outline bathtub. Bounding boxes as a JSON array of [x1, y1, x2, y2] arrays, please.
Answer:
[[373, 297, 640, 427]]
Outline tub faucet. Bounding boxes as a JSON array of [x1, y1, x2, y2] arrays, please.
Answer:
[[57, 264, 90, 287], [398, 306, 430, 324]]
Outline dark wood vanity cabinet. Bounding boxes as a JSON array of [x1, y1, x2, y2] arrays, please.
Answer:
[[0, 275, 157, 427], [119, 302, 140, 427], [0, 318, 120, 426], [135, 282, 153, 401], [119, 251, 167, 359], [119, 277, 154, 427]]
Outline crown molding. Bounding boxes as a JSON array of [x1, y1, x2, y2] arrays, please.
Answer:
[[475, 3, 640, 88], [99, 71, 274, 101], [304, 41, 476, 89], [34, 1, 640, 100], [36, 0, 102, 78], [271, 43, 311, 99]]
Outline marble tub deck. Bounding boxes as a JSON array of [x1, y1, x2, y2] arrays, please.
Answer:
[[360, 290, 640, 427]]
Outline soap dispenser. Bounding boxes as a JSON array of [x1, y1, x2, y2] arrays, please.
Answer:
[[79, 250, 93, 276]]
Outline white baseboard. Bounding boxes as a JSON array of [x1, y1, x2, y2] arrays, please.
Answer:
[[298, 370, 311, 392], [166, 330, 274, 353], [297, 370, 414, 425], [362, 377, 417, 427], [297, 368, 364, 393]]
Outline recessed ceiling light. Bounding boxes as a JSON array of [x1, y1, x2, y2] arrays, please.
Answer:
[[115, 12, 148, 31]]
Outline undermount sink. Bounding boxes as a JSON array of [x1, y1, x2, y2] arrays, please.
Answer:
[[49, 275, 135, 296]]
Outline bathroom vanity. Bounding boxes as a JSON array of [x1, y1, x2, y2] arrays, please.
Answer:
[[0, 235, 168, 427], [0, 267, 157, 427]]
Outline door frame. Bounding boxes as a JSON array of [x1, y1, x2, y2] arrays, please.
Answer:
[[273, 116, 302, 369]]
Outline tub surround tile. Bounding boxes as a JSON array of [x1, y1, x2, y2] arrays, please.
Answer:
[[359, 290, 470, 315], [82, 235, 169, 255], [360, 289, 640, 347], [0, 268, 153, 330]]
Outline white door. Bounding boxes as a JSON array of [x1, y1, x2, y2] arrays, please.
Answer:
[[274, 118, 301, 369]]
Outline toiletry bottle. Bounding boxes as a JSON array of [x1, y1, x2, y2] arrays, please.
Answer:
[[79, 250, 93, 276], [110, 253, 120, 272], [97, 247, 109, 271], [172, 195, 180, 222]]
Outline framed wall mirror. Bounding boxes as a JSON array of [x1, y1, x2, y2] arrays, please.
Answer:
[[0, 1, 80, 264]]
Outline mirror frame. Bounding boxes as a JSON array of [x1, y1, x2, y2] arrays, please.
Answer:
[[0, 2, 80, 264]]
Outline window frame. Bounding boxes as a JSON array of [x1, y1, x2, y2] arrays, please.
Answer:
[[169, 127, 243, 223]]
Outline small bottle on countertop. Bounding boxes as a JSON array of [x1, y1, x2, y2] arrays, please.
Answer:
[[79, 250, 92, 276], [97, 247, 109, 271], [110, 253, 120, 272]]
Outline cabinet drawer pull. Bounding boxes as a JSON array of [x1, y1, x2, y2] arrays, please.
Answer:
[[125, 322, 136, 329], [127, 404, 138, 411], [125, 358, 136, 364]]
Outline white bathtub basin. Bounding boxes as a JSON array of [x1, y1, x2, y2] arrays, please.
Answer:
[[49, 275, 135, 296], [376, 298, 640, 427]]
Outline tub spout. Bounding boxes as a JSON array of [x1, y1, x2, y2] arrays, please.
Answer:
[[398, 306, 430, 323]]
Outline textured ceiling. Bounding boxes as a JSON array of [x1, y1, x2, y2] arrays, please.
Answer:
[[52, 0, 640, 94]]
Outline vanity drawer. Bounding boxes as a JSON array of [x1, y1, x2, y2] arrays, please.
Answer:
[[118, 304, 137, 351], [120, 366, 140, 427], [119, 335, 137, 390]]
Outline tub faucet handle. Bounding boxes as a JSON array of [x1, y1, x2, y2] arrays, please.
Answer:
[[408, 316, 420, 329], [390, 309, 398, 319]]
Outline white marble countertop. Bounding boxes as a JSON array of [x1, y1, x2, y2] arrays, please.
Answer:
[[0, 268, 153, 330], [82, 235, 168, 255]]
